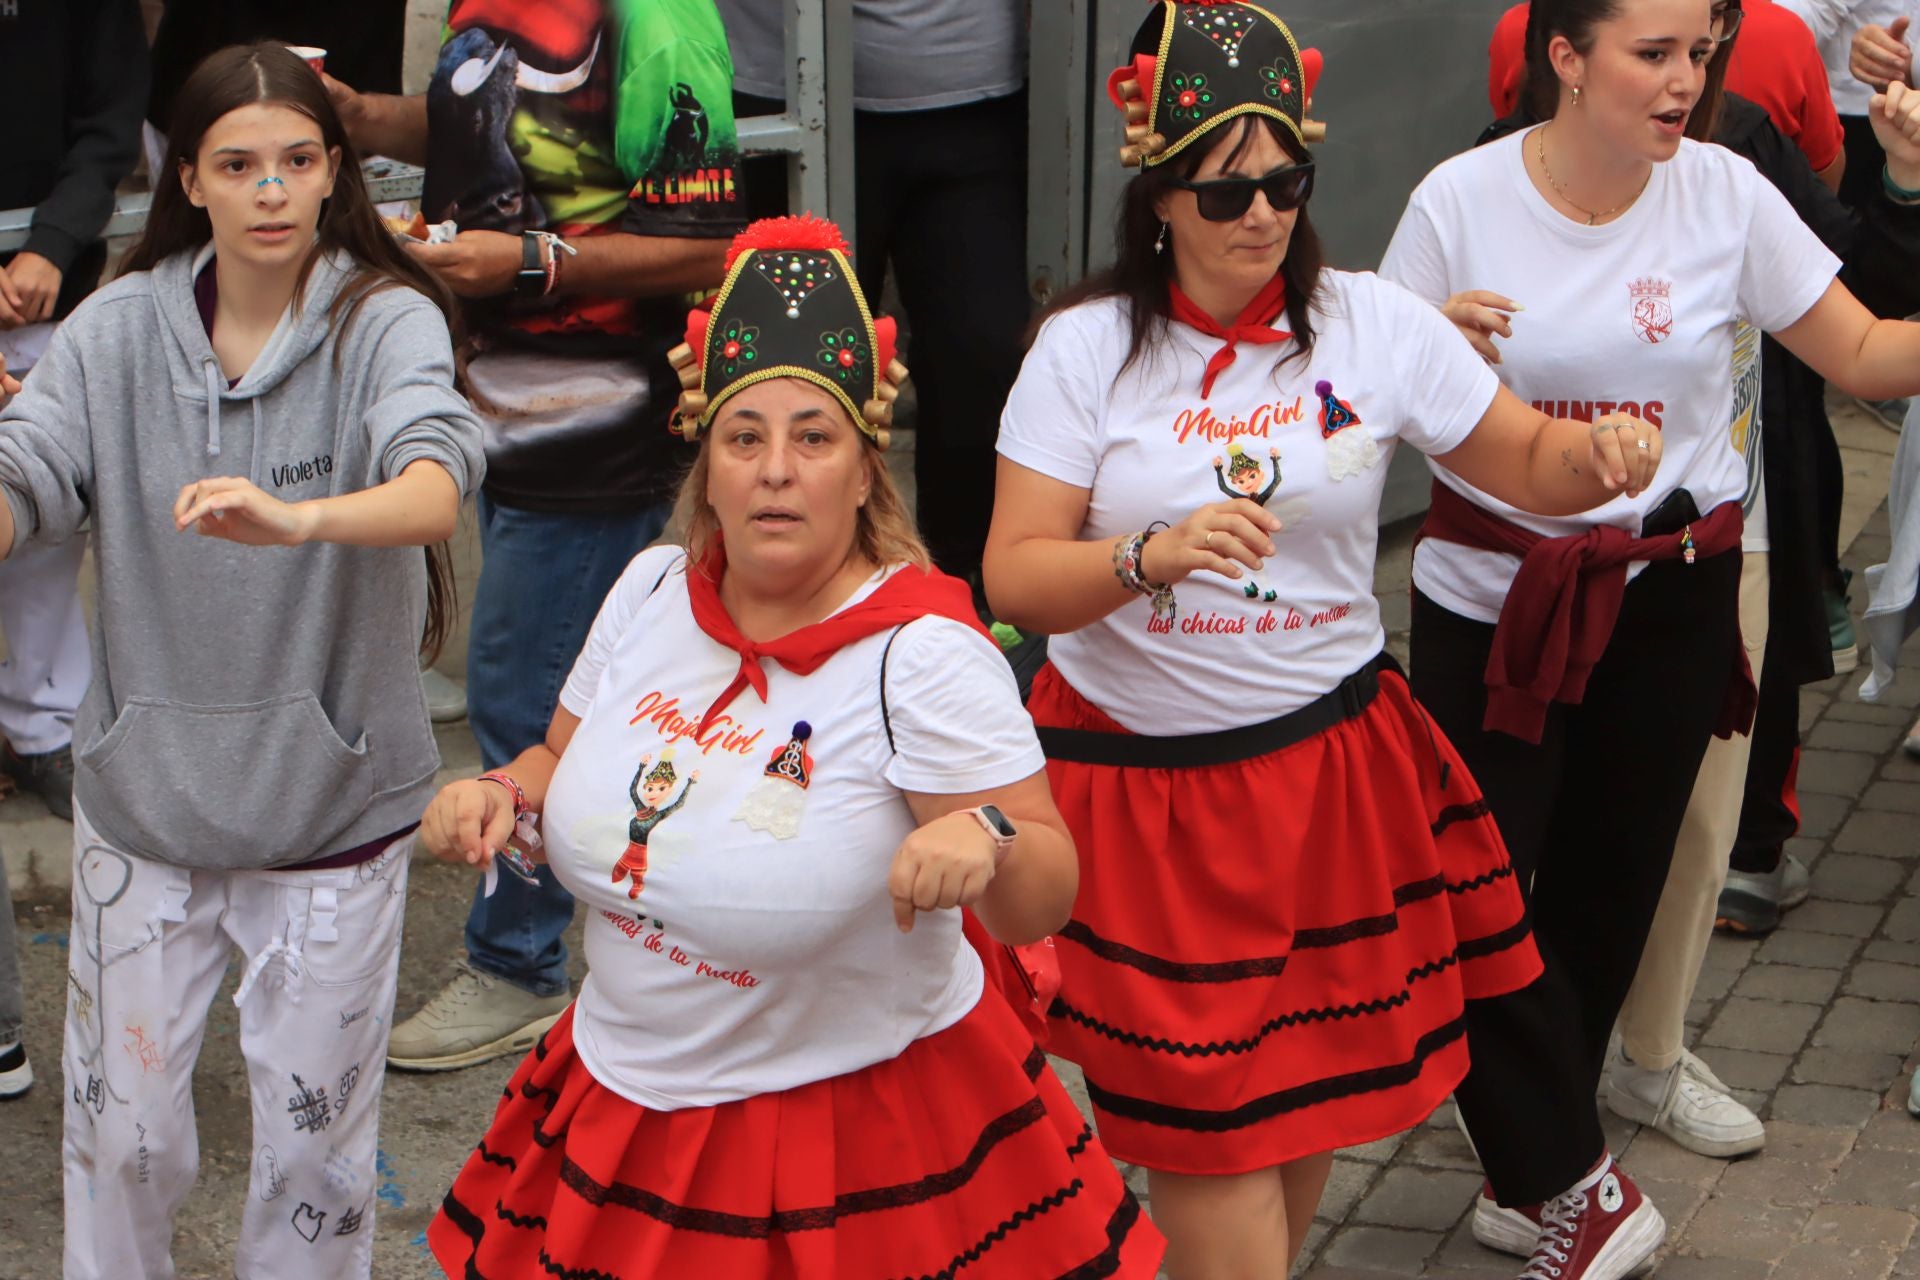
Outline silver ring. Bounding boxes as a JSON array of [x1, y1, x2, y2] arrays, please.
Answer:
[[1205, 531, 1218, 550], [1636, 439, 1650, 451]]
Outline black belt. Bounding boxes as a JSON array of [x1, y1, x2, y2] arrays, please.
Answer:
[[1037, 652, 1400, 769]]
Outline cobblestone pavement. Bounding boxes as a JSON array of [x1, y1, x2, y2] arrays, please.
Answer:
[[3, 414, 1916, 1278], [1293, 494, 1920, 1280]]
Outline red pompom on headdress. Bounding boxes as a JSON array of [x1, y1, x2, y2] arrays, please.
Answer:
[[722, 214, 850, 271]]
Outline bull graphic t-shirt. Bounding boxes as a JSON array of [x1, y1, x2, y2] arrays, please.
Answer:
[[425, 0, 746, 511]]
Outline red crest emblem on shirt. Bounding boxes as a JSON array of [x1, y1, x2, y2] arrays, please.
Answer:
[[1629, 277, 1673, 345]]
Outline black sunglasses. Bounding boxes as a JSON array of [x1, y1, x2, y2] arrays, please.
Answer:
[[1169, 162, 1316, 222]]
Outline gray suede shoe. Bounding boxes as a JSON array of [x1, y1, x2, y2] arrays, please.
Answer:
[[387, 963, 570, 1072]]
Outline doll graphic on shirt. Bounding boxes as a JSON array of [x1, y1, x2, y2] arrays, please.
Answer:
[[1316, 378, 1381, 481], [612, 750, 699, 900], [1214, 443, 1281, 504], [1210, 443, 1299, 603]]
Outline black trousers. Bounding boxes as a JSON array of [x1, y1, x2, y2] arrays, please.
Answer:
[[1839, 112, 1889, 212], [1410, 549, 1742, 1205], [1730, 644, 1803, 873], [736, 90, 1032, 580]]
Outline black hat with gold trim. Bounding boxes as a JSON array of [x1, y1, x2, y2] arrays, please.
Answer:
[[667, 215, 908, 449], [1107, 1, 1326, 168]]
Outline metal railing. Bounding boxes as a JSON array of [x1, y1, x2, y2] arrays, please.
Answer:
[[0, 0, 854, 254]]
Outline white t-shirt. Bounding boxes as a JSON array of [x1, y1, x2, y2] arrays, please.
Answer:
[[545, 547, 1045, 1110], [1379, 132, 1838, 623], [1775, 0, 1908, 117], [996, 270, 1499, 734]]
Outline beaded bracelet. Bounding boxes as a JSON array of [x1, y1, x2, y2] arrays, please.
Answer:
[[1112, 527, 1177, 620]]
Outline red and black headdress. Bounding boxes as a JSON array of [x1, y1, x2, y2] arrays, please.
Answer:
[[667, 216, 907, 448], [1108, 1, 1326, 168]]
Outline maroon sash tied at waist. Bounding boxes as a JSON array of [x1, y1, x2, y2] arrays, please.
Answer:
[[1419, 480, 1754, 745]]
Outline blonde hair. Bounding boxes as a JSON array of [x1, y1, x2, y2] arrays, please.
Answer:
[[673, 417, 932, 576]]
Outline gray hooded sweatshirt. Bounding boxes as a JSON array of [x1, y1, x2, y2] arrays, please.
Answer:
[[0, 247, 484, 870]]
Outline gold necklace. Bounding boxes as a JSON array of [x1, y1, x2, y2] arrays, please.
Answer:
[[1536, 125, 1651, 226]]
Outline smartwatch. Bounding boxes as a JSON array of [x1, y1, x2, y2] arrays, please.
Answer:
[[964, 804, 1018, 867], [514, 230, 548, 299]]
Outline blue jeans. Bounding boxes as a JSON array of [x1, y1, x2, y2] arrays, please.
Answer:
[[463, 493, 671, 996]]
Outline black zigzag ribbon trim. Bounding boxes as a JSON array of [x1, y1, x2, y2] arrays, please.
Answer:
[[1055, 869, 1501, 983], [1430, 798, 1493, 837], [536, 1249, 618, 1280], [888, 1178, 1084, 1280], [552, 1095, 1049, 1238], [1064, 1125, 1094, 1160], [1058, 1195, 1144, 1280], [1052, 954, 1461, 1058], [497, 1201, 549, 1231], [1083, 1016, 1467, 1133], [474, 1141, 518, 1172], [1446, 864, 1515, 895]]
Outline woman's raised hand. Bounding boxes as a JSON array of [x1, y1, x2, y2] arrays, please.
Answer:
[[174, 476, 320, 545], [420, 779, 518, 867], [1441, 290, 1521, 364], [1871, 81, 1920, 188], [1138, 498, 1282, 587], [1586, 414, 1663, 499]]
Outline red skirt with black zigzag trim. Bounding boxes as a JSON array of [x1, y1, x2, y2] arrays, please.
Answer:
[[1029, 661, 1543, 1176], [428, 995, 1164, 1280]]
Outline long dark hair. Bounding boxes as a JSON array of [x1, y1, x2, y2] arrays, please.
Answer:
[[121, 43, 465, 664], [1522, 0, 1729, 141], [1044, 113, 1324, 379]]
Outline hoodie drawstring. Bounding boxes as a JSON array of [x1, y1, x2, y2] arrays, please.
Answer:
[[202, 359, 223, 457]]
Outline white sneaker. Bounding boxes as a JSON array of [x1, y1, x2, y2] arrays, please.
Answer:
[[421, 667, 468, 724], [0, 1040, 32, 1099], [1605, 1046, 1764, 1158]]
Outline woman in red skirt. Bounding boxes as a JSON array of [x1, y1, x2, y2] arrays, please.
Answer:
[[984, 4, 1666, 1274], [420, 216, 1164, 1279]]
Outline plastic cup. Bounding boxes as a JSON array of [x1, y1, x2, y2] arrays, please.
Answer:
[[285, 46, 327, 74]]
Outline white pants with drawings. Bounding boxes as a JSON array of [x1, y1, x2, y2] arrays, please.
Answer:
[[61, 804, 411, 1280]]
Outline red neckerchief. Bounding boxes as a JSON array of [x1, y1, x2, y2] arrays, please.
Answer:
[[1168, 272, 1293, 399], [685, 543, 989, 735]]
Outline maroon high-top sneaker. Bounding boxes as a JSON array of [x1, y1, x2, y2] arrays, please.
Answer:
[[1515, 1158, 1664, 1280]]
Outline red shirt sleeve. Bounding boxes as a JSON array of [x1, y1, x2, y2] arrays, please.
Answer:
[[1726, 2, 1845, 173], [1489, 3, 1530, 118]]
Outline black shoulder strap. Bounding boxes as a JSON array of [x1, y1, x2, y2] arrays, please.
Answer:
[[648, 552, 686, 600], [879, 623, 909, 756]]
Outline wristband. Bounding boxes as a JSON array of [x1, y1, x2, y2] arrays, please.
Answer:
[[477, 772, 544, 881], [1112, 528, 1177, 621], [1883, 165, 1920, 204]]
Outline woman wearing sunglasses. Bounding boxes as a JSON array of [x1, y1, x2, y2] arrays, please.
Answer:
[[982, 4, 1672, 1275], [1379, 0, 1920, 1275]]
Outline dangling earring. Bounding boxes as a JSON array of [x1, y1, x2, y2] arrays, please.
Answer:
[[1155, 221, 1168, 255], [1572, 84, 1583, 107]]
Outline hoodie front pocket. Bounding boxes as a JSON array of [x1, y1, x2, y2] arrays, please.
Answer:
[[77, 694, 374, 870]]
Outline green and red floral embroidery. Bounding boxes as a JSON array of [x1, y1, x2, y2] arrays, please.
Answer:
[[711, 318, 760, 378], [817, 328, 868, 386], [1164, 71, 1215, 122], [1260, 58, 1296, 102]]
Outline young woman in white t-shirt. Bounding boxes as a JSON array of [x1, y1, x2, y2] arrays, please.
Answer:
[[1379, 0, 1920, 1274], [419, 216, 1165, 1280], [983, 5, 1670, 1275]]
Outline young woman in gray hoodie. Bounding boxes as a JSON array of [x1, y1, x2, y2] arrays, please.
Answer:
[[0, 45, 483, 1280]]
